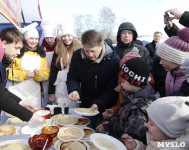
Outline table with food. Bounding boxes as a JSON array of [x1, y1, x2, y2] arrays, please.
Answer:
[[0, 107, 126, 150]]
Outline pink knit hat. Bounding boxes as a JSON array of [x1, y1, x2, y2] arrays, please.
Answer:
[[0, 39, 4, 62], [157, 27, 189, 65]]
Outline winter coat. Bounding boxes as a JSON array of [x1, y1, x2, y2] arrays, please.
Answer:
[[165, 69, 185, 95], [152, 55, 167, 97], [114, 22, 152, 73], [7, 49, 49, 82], [105, 84, 159, 144], [145, 40, 156, 58], [134, 130, 189, 150], [168, 80, 189, 96], [66, 42, 120, 112], [0, 58, 33, 121], [164, 11, 189, 37], [179, 11, 189, 27], [6, 46, 50, 108], [164, 23, 179, 37]]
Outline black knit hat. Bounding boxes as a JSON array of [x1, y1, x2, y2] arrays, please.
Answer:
[[120, 57, 150, 87]]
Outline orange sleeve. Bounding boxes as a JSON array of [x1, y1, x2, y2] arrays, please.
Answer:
[[110, 92, 123, 116]]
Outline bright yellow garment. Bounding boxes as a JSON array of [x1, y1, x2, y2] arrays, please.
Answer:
[[8, 51, 50, 82]]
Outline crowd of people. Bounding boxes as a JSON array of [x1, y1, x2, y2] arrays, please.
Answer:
[[0, 8, 189, 149]]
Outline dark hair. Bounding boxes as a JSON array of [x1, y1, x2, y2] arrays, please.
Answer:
[[81, 30, 102, 47], [0, 27, 25, 44]]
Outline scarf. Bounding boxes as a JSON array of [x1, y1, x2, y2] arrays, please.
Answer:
[[42, 37, 59, 52]]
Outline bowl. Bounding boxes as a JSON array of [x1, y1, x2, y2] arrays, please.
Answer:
[[74, 117, 90, 126], [42, 126, 59, 138], [28, 133, 53, 150], [34, 109, 51, 119]]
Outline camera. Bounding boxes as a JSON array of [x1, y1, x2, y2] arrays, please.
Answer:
[[164, 12, 170, 24]]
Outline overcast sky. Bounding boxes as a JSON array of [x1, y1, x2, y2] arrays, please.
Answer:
[[39, 0, 188, 36], [1, 0, 188, 36]]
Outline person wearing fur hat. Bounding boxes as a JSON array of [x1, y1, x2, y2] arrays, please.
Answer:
[[122, 96, 189, 150], [114, 22, 152, 73], [96, 57, 159, 144], [48, 24, 82, 108], [40, 19, 60, 107], [6, 23, 50, 109], [157, 27, 189, 95], [0, 27, 45, 124]]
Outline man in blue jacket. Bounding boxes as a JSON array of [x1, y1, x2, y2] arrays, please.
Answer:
[[66, 30, 120, 129]]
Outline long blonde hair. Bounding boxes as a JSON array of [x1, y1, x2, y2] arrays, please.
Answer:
[[55, 38, 82, 69]]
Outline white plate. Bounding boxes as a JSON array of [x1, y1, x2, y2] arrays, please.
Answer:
[[0, 139, 29, 149], [56, 115, 78, 126], [0, 138, 55, 150], [90, 133, 127, 150], [74, 108, 99, 116], [58, 140, 90, 150], [54, 139, 63, 150], [0, 125, 21, 135], [6, 118, 28, 126], [21, 119, 56, 136], [57, 126, 84, 142], [21, 124, 42, 136]]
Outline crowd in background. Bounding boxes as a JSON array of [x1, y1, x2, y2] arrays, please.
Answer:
[[0, 7, 189, 150]]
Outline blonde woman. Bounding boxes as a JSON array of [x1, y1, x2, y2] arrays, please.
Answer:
[[48, 24, 82, 108]]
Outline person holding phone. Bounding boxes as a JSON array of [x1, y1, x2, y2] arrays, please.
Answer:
[[164, 8, 189, 37]]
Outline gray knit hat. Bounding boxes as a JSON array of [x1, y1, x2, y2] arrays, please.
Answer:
[[147, 96, 189, 138], [157, 27, 189, 65]]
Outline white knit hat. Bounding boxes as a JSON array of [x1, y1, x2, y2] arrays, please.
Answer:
[[180, 57, 189, 83], [157, 27, 189, 65], [147, 96, 189, 138], [59, 24, 74, 36], [19, 22, 39, 40], [41, 19, 57, 38]]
